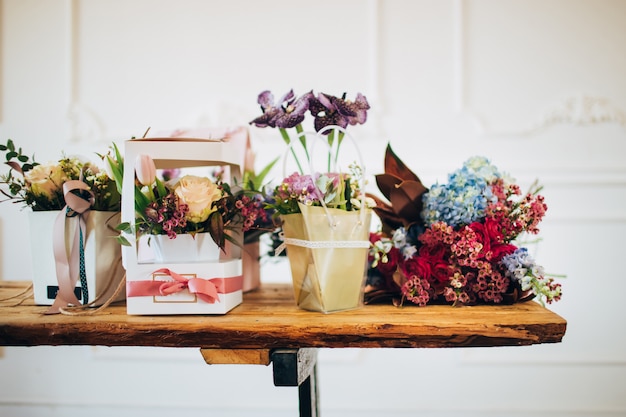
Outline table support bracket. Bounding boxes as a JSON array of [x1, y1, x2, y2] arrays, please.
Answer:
[[199, 347, 319, 417], [271, 348, 319, 417]]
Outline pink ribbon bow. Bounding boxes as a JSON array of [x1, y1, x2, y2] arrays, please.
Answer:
[[127, 268, 243, 304], [46, 180, 95, 315]]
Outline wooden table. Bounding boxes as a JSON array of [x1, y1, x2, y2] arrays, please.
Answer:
[[0, 280, 567, 416]]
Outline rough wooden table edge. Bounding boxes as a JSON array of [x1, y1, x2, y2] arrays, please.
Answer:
[[0, 280, 567, 349]]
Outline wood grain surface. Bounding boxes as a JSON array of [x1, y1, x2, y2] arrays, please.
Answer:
[[0, 281, 566, 349]]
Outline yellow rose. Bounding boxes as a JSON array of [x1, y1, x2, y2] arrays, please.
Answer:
[[174, 175, 223, 223], [24, 163, 67, 199]]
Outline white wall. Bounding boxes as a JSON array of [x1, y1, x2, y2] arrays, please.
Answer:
[[1, 0, 625, 416]]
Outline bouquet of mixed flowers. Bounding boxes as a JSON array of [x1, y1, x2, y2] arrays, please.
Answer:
[[367, 145, 562, 307], [0, 139, 121, 211], [115, 153, 260, 253], [250, 88, 373, 215], [267, 164, 374, 217], [249, 89, 375, 312], [0, 139, 125, 311]]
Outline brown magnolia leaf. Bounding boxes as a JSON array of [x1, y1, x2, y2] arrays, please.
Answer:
[[388, 180, 428, 225], [371, 208, 404, 235], [384, 144, 421, 183], [208, 213, 225, 250], [366, 193, 404, 232], [375, 173, 402, 201]]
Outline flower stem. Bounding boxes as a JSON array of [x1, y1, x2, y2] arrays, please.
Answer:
[[335, 130, 345, 164], [327, 130, 334, 172], [295, 124, 309, 161], [279, 127, 304, 174]]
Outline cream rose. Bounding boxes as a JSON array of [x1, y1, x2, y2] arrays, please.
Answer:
[[24, 163, 66, 199], [174, 175, 223, 223]]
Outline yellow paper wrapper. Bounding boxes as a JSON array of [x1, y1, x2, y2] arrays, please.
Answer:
[[281, 204, 372, 313]]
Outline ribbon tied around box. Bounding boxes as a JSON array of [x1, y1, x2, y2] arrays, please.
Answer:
[[46, 179, 95, 315], [127, 268, 243, 304]]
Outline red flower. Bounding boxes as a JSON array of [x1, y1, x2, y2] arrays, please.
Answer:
[[401, 256, 432, 282], [490, 243, 517, 262], [378, 246, 401, 276]]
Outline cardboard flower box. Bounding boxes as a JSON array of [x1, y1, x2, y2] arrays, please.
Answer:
[[122, 128, 247, 315]]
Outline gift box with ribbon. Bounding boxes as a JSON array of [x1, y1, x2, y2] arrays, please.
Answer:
[[30, 209, 125, 312], [122, 127, 246, 315], [29, 179, 125, 313]]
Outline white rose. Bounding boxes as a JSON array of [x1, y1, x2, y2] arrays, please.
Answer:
[[174, 175, 223, 223], [24, 163, 66, 199]]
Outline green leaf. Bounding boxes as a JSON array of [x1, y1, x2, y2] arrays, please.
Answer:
[[6, 151, 17, 161], [107, 155, 124, 194], [224, 232, 243, 249], [7, 139, 14, 152], [115, 221, 131, 231], [116, 236, 132, 246], [0, 144, 6, 151], [251, 156, 279, 191], [112, 142, 122, 160], [17, 155, 29, 163], [154, 177, 167, 199], [134, 185, 151, 215]]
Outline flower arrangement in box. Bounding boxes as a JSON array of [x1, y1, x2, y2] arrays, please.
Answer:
[[116, 153, 258, 263], [250, 89, 375, 313], [1, 139, 121, 211], [367, 144, 562, 307], [0, 139, 125, 311], [119, 130, 251, 315]]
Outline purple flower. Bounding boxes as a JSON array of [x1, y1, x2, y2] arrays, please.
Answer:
[[274, 91, 312, 129], [308, 92, 370, 134], [341, 92, 370, 126], [309, 93, 349, 132], [284, 172, 317, 196], [250, 90, 311, 129]]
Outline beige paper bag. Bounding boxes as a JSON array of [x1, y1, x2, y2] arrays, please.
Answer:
[[281, 204, 371, 313]]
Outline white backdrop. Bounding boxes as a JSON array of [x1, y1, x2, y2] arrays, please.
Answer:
[[1, 0, 625, 416]]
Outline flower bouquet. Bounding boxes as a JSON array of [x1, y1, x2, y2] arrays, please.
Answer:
[[367, 145, 562, 307], [120, 129, 248, 315], [251, 89, 374, 313], [0, 139, 125, 312]]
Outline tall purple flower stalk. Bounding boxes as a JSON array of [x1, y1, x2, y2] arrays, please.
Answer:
[[250, 89, 370, 173]]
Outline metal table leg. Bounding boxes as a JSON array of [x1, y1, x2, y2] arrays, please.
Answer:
[[272, 348, 319, 417]]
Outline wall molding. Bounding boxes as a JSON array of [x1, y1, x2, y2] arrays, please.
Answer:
[[65, 0, 106, 143], [526, 94, 626, 134], [452, 1, 626, 138]]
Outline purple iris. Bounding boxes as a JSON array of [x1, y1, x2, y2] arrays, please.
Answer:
[[249, 90, 311, 129], [308, 92, 370, 134]]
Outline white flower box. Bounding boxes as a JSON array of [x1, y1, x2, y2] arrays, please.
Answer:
[[122, 128, 247, 315], [29, 210, 125, 306]]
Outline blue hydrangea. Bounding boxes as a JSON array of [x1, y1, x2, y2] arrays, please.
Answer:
[[421, 157, 501, 228], [500, 248, 545, 291], [392, 227, 418, 260]]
